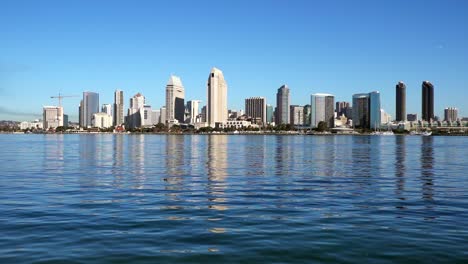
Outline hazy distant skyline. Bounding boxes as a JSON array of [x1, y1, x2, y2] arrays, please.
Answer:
[[1, 0, 468, 121]]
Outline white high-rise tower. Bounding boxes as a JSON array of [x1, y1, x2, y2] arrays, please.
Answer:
[[207, 67, 228, 127], [165, 76, 185, 124]]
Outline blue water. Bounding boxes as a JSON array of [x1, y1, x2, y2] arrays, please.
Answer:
[[0, 134, 467, 263]]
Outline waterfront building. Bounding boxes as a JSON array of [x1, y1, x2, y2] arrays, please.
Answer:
[[407, 113, 418, 122], [276, 85, 290, 124], [311, 93, 335, 128], [207, 68, 228, 127], [63, 114, 68, 128], [245, 97, 266, 125], [352, 91, 381, 130], [303, 104, 311, 126], [43, 106, 63, 130], [152, 110, 161, 125], [396, 81, 406, 122], [20, 119, 43, 130], [266, 104, 274, 124], [165, 76, 185, 124], [160, 106, 167, 124], [187, 100, 201, 124], [444, 107, 458, 122], [335, 101, 351, 117], [80, 91, 99, 128], [114, 90, 124, 126], [218, 120, 259, 130], [92, 112, 112, 128], [102, 104, 112, 117], [290, 105, 304, 126], [381, 109, 392, 124], [422, 81, 434, 121], [127, 93, 145, 129]]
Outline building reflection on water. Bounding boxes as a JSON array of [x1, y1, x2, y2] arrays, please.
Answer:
[[206, 135, 228, 211], [128, 135, 146, 189], [421, 136, 435, 204], [394, 136, 407, 211], [43, 134, 65, 177]]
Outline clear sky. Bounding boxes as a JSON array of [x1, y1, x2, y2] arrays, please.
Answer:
[[1, 0, 468, 122]]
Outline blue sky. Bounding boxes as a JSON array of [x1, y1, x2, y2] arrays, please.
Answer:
[[1, 0, 468, 121]]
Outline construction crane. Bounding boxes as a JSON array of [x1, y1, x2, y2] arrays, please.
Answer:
[[50, 93, 80, 106]]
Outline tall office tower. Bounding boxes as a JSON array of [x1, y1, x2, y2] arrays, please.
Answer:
[[78, 100, 83, 127], [102, 104, 112, 116], [160, 106, 167, 124], [422, 81, 434, 121], [352, 91, 381, 129], [43, 106, 64, 130], [165, 76, 185, 124], [151, 109, 161, 125], [276, 85, 290, 125], [266, 104, 273, 124], [396, 81, 406, 122], [303, 104, 311, 126], [369, 91, 381, 129], [127, 93, 145, 129], [444, 107, 458, 122], [141, 105, 153, 127], [81, 91, 99, 128], [245, 97, 267, 125], [201, 105, 207, 123], [114, 90, 124, 126], [187, 100, 201, 124], [207, 68, 228, 127], [335, 101, 350, 117], [311, 93, 335, 129], [290, 105, 304, 126]]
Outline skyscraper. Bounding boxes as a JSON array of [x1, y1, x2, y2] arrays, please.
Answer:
[[43, 106, 63, 130], [165, 76, 185, 124], [422, 81, 434, 121], [352, 91, 381, 129], [102, 104, 112, 116], [127, 93, 145, 129], [311, 93, 335, 129], [444, 107, 458, 122], [266, 104, 273, 124], [276, 85, 290, 125], [114, 90, 124, 126], [80, 91, 99, 128], [290, 105, 304, 126], [187, 100, 201, 124], [396, 81, 406, 122], [207, 68, 228, 127], [245, 97, 267, 125]]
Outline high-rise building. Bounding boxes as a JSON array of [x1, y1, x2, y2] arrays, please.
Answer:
[[127, 93, 145, 129], [290, 105, 304, 126], [303, 104, 311, 126], [43, 106, 63, 130], [245, 97, 267, 125], [114, 90, 124, 126], [141, 105, 153, 127], [311, 94, 335, 129], [266, 104, 273, 124], [207, 68, 228, 127], [165, 76, 185, 124], [276, 85, 290, 125], [335, 101, 350, 117], [78, 100, 83, 127], [369, 91, 381, 129], [422, 81, 434, 121], [396, 81, 406, 122], [80, 92, 99, 128], [151, 110, 161, 125], [444, 107, 458, 122], [187, 100, 201, 124], [102, 104, 112, 117], [63, 114, 69, 128], [160, 106, 167, 124], [201, 105, 207, 123], [352, 91, 381, 129]]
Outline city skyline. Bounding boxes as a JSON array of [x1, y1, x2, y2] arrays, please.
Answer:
[[1, 1, 468, 121]]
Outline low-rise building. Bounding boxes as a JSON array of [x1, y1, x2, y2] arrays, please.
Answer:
[[92, 112, 113, 128]]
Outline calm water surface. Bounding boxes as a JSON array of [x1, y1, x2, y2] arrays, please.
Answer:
[[0, 134, 467, 263]]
